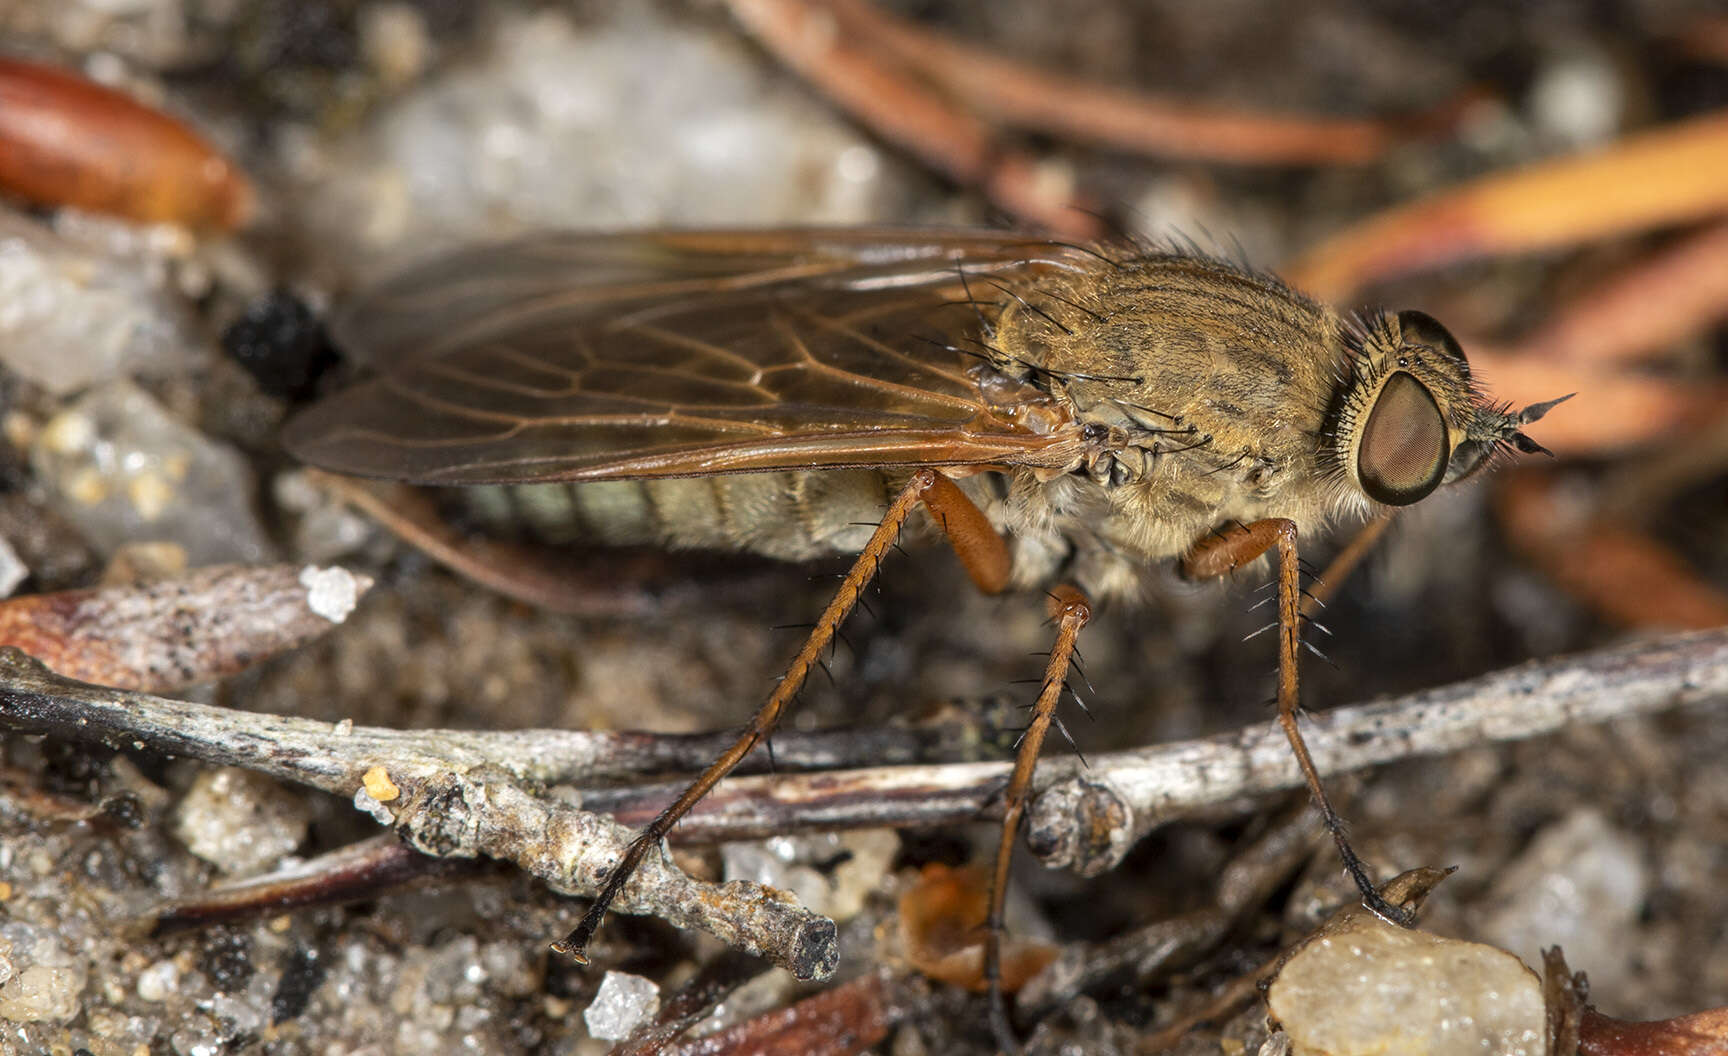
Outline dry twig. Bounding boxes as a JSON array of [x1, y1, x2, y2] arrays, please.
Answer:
[[804, 0, 1433, 165], [577, 628, 1728, 870], [0, 648, 837, 980], [1, 630, 1723, 976]]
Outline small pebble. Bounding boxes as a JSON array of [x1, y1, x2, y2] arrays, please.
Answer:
[[0, 212, 200, 395], [0, 534, 26, 597], [172, 768, 308, 876], [352, 786, 394, 825], [32, 382, 272, 565], [1478, 808, 1647, 996], [137, 959, 180, 1002], [584, 970, 660, 1040], [1268, 916, 1545, 1056], [300, 564, 364, 622]]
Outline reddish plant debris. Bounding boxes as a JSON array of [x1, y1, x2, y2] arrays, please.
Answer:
[[1517, 221, 1728, 368], [897, 863, 1056, 993], [0, 57, 253, 230], [1497, 471, 1728, 631], [1678, 15, 1728, 65], [726, 0, 1475, 234], [808, 0, 1471, 167], [1286, 109, 1728, 301], [726, 0, 1097, 237], [0, 563, 371, 692], [1580, 1006, 1728, 1056], [661, 972, 902, 1056]]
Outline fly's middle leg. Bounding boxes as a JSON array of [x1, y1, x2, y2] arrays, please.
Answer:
[[904, 469, 1084, 1055], [986, 584, 1090, 1055]]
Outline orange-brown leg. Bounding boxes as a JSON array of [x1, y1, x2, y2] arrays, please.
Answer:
[[553, 468, 1012, 963], [986, 585, 1090, 1054], [918, 470, 1012, 594], [1182, 518, 1413, 927]]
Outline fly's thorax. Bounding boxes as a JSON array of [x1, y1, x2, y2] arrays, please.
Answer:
[[452, 471, 907, 561], [988, 251, 1353, 531]]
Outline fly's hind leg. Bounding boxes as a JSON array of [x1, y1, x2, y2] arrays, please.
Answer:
[[552, 468, 1010, 964], [1183, 518, 1415, 928]]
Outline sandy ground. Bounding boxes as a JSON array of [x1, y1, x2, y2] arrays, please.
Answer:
[[0, 1, 1724, 1052]]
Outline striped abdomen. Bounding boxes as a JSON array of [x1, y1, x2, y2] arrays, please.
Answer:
[[453, 470, 908, 561]]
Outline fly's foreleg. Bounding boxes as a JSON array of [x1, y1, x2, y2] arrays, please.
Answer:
[[1182, 518, 1413, 927], [552, 468, 1004, 964]]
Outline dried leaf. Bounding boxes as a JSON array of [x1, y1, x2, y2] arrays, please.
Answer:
[[896, 863, 1055, 993]]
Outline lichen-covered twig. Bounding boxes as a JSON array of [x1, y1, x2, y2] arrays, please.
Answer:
[[1024, 626, 1728, 875], [579, 628, 1728, 870], [2, 628, 1723, 977], [392, 770, 837, 980], [0, 645, 1009, 790], [0, 648, 837, 980]]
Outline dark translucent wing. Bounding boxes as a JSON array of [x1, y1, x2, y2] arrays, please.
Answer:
[[284, 229, 1093, 485]]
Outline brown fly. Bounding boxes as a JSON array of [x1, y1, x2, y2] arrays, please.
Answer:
[[282, 228, 1567, 1048]]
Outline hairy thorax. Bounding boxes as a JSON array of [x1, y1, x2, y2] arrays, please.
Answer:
[[978, 253, 1365, 601]]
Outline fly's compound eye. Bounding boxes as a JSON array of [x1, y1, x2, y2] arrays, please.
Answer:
[[1358, 371, 1450, 506]]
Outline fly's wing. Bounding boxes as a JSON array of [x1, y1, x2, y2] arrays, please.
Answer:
[[282, 229, 1093, 485]]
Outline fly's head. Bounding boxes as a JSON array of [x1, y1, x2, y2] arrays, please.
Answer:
[[1323, 309, 1571, 513]]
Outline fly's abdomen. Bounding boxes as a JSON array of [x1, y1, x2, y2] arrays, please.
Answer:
[[453, 470, 898, 561]]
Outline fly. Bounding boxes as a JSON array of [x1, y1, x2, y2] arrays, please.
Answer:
[[282, 227, 1567, 1050]]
